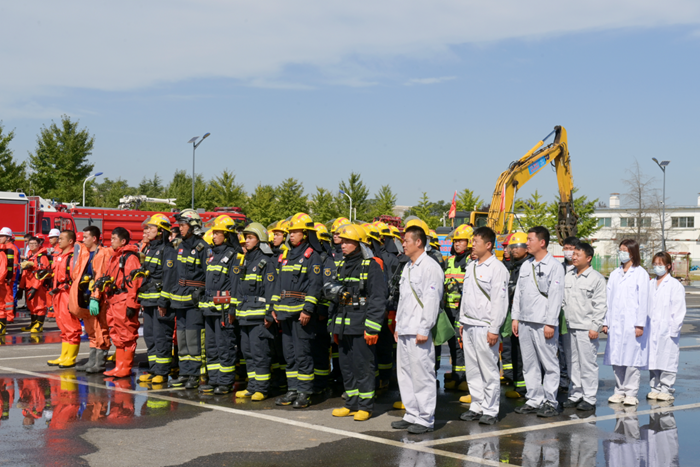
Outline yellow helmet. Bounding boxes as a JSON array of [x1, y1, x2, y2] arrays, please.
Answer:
[[508, 231, 528, 248], [268, 220, 288, 234], [238, 232, 246, 245], [331, 217, 351, 233], [203, 229, 214, 246], [428, 229, 438, 241], [388, 225, 401, 238], [288, 212, 315, 231], [337, 224, 366, 243], [362, 223, 381, 243], [451, 224, 474, 241], [314, 223, 331, 242], [267, 230, 275, 242], [374, 221, 391, 237], [208, 214, 235, 232], [404, 217, 430, 236], [144, 213, 171, 232]]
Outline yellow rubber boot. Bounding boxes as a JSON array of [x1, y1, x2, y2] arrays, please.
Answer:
[[354, 410, 371, 421], [251, 392, 267, 401], [393, 401, 405, 410], [235, 390, 253, 398], [459, 395, 472, 404], [332, 407, 357, 417], [59, 344, 80, 368], [0, 321, 6, 336], [151, 375, 168, 384], [444, 380, 457, 390], [458, 381, 469, 392], [139, 373, 154, 383], [30, 321, 44, 333], [505, 390, 523, 399], [48, 342, 68, 366]]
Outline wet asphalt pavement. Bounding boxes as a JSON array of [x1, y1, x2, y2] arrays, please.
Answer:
[[2, 292, 700, 466]]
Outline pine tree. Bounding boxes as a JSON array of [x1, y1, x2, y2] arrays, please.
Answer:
[[310, 187, 341, 224], [93, 178, 136, 208], [367, 185, 397, 220], [246, 184, 277, 226], [546, 188, 601, 241], [166, 170, 210, 210], [209, 170, 247, 210], [456, 188, 483, 212], [275, 178, 308, 219], [28, 115, 94, 203], [409, 192, 441, 229], [338, 172, 369, 221], [514, 191, 552, 232], [0, 123, 27, 192]]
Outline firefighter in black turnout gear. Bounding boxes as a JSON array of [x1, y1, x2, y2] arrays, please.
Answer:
[[328, 224, 387, 421], [138, 214, 175, 386], [272, 213, 323, 409], [329, 217, 351, 384], [311, 223, 336, 395], [161, 209, 210, 390], [234, 222, 279, 401]]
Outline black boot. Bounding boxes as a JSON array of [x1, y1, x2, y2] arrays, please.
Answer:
[[214, 385, 231, 395], [76, 348, 97, 372], [169, 376, 188, 388], [20, 316, 36, 332], [184, 376, 200, 390], [199, 384, 215, 394], [86, 350, 108, 374], [292, 392, 311, 409], [275, 390, 298, 406]]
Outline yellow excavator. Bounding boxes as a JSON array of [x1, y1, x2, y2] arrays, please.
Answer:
[[463, 125, 578, 246]]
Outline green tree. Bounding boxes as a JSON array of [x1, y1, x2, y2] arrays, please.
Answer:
[[209, 170, 247, 210], [246, 184, 277, 226], [93, 177, 136, 208], [367, 185, 397, 220], [408, 192, 441, 229], [545, 188, 601, 241], [166, 170, 210, 210], [135, 173, 169, 210], [28, 115, 94, 203], [338, 172, 370, 221], [456, 188, 483, 212], [275, 178, 308, 219], [513, 191, 551, 232], [0, 123, 27, 192], [310, 187, 340, 224]]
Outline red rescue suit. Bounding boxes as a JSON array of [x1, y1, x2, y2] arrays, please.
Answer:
[[0, 245, 12, 320], [104, 245, 142, 351], [19, 247, 51, 317], [52, 248, 81, 345]]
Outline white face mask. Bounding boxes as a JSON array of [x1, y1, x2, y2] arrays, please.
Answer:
[[618, 251, 631, 264], [563, 250, 573, 261], [653, 265, 667, 277]]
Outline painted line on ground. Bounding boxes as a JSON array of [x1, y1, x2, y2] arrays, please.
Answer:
[[0, 365, 514, 467], [420, 402, 700, 447], [0, 352, 91, 361]]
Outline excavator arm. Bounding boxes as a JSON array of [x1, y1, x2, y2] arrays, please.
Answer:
[[482, 125, 578, 244]]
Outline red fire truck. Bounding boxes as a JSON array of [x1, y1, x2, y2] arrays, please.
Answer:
[[0, 191, 247, 250]]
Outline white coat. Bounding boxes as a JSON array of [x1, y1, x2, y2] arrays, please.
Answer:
[[603, 265, 649, 368], [647, 274, 686, 373]]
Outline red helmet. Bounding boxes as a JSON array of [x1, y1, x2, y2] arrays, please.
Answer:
[[76, 232, 85, 243], [36, 233, 47, 243]]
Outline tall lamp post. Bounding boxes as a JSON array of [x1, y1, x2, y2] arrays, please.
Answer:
[[652, 158, 670, 251], [339, 190, 353, 222], [187, 133, 211, 209], [83, 172, 103, 207]]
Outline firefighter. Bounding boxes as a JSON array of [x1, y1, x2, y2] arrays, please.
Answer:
[[46, 231, 82, 367], [195, 215, 241, 395], [310, 222, 335, 396], [234, 222, 279, 400], [3, 231, 21, 323], [268, 220, 289, 263], [328, 217, 351, 382], [502, 232, 530, 399], [0, 228, 16, 327], [101, 227, 143, 378], [161, 209, 209, 389], [45, 229, 61, 319], [71, 226, 114, 373], [18, 236, 51, 333], [137, 214, 174, 386], [329, 224, 387, 421], [268, 219, 290, 392], [272, 212, 323, 409], [427, 229, 446, 270], [443, 224, 472, 391]]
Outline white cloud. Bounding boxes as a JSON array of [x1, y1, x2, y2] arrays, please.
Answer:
[[1, 0, 699, 110], [404, 76, 457, 86]]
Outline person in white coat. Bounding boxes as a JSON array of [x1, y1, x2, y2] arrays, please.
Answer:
[[512, 226, 565, 418], [646, 252, 686, 402], [458, 226, 509, 425], [603, 239, 649, 406]]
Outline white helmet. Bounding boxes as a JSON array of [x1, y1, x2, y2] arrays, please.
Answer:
[[0, 227, 12, 237], [48, 229, 61, 238]]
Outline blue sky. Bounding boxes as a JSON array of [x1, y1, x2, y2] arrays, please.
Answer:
[[2, 1, 699, 209]]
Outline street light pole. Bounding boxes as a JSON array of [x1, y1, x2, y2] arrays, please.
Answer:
[[339, 190, 352, 222], [652, 158, 671, 251], [187, 133, 211, 209], [82, 172, 103, 207]]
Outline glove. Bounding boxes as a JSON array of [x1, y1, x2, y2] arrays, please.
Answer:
[[27, 288, 37, 301], [126, 307, 139, 319], [16, 288, 24, 301], [89, 298, 100, 316], [333, 334, 339, 345], [387, 310, 397, 334], [364, 331, 379, 346], [20, 261, 34, 270]]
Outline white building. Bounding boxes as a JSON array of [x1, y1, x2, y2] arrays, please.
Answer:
[[593, 193, 700, 264]]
